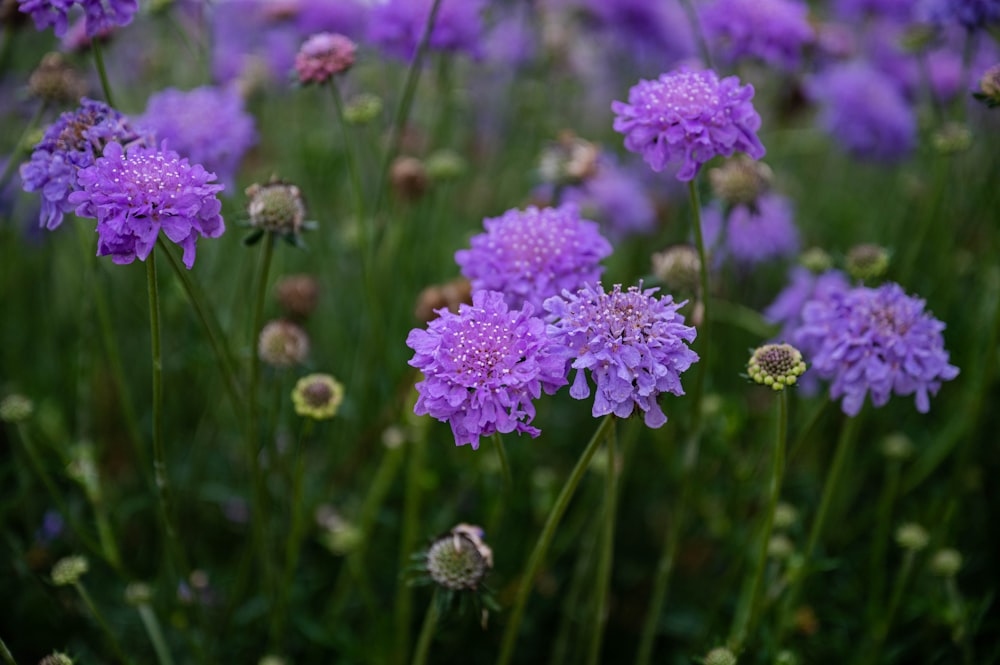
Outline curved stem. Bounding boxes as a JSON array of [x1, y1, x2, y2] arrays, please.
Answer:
[[496, 413, 616, 665], [586, 421, 619, 665], [137, 603, 176, 665], [395, 433, 428, 665], [91, 39, 116, 108], [0, 102, 46, 192], [75, 581, 136, 665], [0, 637, 17, 665], [410, 591, 441, 665]]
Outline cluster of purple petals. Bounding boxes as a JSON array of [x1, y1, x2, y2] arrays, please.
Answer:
[[18, 0, 136, 37], [583, 0, 695, 64], [455, 204, 613, 311], [764, 267, 851, 343], [544, 283, 698, 427], [137, 86, 256, 191], [700, 0, 815, 71], [793, 282, 959, 416], [406, 290, 568, 448], [67, 141, 224, 269], [612, 68, 766, 182], [20, 98, 151, 231], [919, 0, 1000, 29], [807, 61, 916, 163], [833, 0, 915, 21], [561, 156, 657, 239], [701, 194, 800, 266], [368, 0, 486, 61], [294, 32, 357, 83]]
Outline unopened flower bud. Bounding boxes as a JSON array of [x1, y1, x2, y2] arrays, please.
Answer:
[[295, 32, 356, 84], [274, 274, 320, 319], [974, 63, 1000, 107], [929, 548, 962, 577], [703, 647, 737, 665], [292, 373, 344, 420], [748, 344, 806, 391], [538, 131, 599, 186], [246, 179, 306, 235], [846, 243, 890, 282], [708, 154, 773, 206], [38, 654, 74, 665], [426, 149, 466, 181], [880, 433, 913, 461], [768, 534, 795, 560], [895, 523, 929, 551], [29, 53, 87, 105], [651, 244, 701, 295], [775, 650, 799, 665], [931, 122, 972, 155], [426, 524, 493, 591], [125, 582, 153, 606], [258, 320, 310, 368], [67, 442, 100, 502], [0, 394, 34, 422], [799, 247, 833, 273], [344, 93, 383, 124], [51, 555, 88, 586], [258, 657, 287, 665], [773, 502, 799, 529], [390, 156, 428, 200]]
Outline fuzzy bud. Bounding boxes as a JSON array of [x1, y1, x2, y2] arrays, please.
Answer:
[[295, 32, 356, 84], [257, 657, 287, 665], [768, 534, 795, 560], [426, 149, 467, 181], [976, 63, 1000, 107], [931, 122, 972, 155], [274, 274, 320, 320], [708, 154, 773, 206], [292, 373, 344, 420], [703, 647, 737, 665], [748, 343, 806, 390], [258, 320, 310, 368], [846, 243, 890, 282], [929, 548, 962, 577], [51, 555, 88, 586], [344, 93, 383, 124], [0, 394, 34, 422], [38, 654, 74, 665], [29, 53, 87, 105], [67, 442, 100, 502], [538, 131, 599, 186], [426, 524, 493, 591], [124, 582, 153, 606], [880, 433, 913, 461], [390, 156, 428, 200], [775, 650, 799, 665], [773, 502, 799, 529], [246, 180, 306, 235], [895, 523, 929, 551], [651, 244, 701, 295], [799, 247, 833, 273]]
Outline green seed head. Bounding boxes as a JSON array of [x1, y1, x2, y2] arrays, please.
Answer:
[[931, 122, 973, 155], [38, 653, 74, 665], [895, 523, 930, 551], [703, 647, 738, 665], [773, 502, 799, 529], [344, 93, 383, 125], [799, 247, 833, 273], [708, 154, 773, 207], [652, 244, 701, 295], [0, 394, 34, 423], [929, 548, 962, 577], [880, 433, 913, 461], [51, 555, 88, 586], [246, 180, 306, 234], [292, 373, 345, 420], [846, 243, 890, 282], [426, 524, 493, 591], [768, 534, 795, 560], [747, 344, 806, 391], [124, 582, 153, 606], [426, 149, 467, 181]]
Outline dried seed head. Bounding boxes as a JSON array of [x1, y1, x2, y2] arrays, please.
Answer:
[[708, 154, 773, 206], [747, 344, 806, 390], [0, 394, 34, 422], [651, 244, 701, 295], [980, 63, 1000, 100], [274, 274, 320, 319], [929, 548, 962, 577], [291, 373, 345, 420], [258, 320, 310, 368], [538, 131, 599, 186], [426, 524, 493, 591], [703, 647, 738, 665], [51, 555, 88, 586], [414, 277, 473, 322], [29, 53, 87, 105], [390, 156, 428, 200], [246, 180, 306, 235]]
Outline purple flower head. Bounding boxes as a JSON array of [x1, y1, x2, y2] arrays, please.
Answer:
[[701, 193, 800, 266], [211, 0, 300, 85], [764, 266, 851, 344], [295, 32, 357, 83], [544, 283, 698, 427], [137, 86, 257, 191], [919, 0, 1000, 28], [807, 61, 916, 163], [456, 204, 613, 311], [834, 0, 915, 21], [368, 0, 486, 61], [295, 0, 369, 38], [79, 0, 137, 36], [793, 282, 959, 416], [67, 141, 225, 269], [700, 0, 815, 71], [406, 290, 568, 448], [20, 98, 150, 230], [612, 68, 765, 182], [584, 0, 695, 63], [18, 0, 75, 36]]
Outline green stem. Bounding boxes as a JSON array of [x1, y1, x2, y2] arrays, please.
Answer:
[[491, 432, 512, 494], [0, 636, 17, 665], [496, 413, 616, 665], [75, 581, 136, 665], [0, 102, 46, 192], [395, 433, 428, 665], [678, 0, 714, 70], [93, 506, 122, 572], [329, 81, 367, 224], [777, 412, 861, 644], [410, 592, 441, 665], [729, 390, 787, 653], [866, 459, 902, 627], [91, 39, 116, 108], [859, 549, 918, 665], [0, 23, 15, 76], [586, 421, 619, 665], [137, 603, 176, 665]]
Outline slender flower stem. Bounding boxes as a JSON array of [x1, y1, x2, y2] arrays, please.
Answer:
[[0, 102, 46, 192], [75, 581, 136, 665], [329, 81, 366, 224], [777, 412, 861, 643], [497, 413, 616, 665], [395, 433, 428, 665], [491, 432, 512, 494], [858, 548, 919, 665], [372, 0, 444, 222], [866, 458, 902, 626], [586, 421, 619, 665], [0, 637, 16, 665], [411, 592, 441, 665], [729, 390, 787, 653], [678, 0, 714, 70], [137, 603, 176, 665], [91, 39, 116, 108], [0, 23, 14, 76]]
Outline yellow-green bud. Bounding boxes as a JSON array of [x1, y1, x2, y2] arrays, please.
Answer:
[[931, 122, 972, 155], [895, 523, 929, 551], [929, 548, 962, 577], [768, 534, 795, 560], [38, 653, 74, 665], [846, 243, 890, 282], [0, 394, 34, 422], [704, 647, 738, 665], [773, 502, 799, 529], [51, 555, 88, 586], [343, 93, 383, 125], [748, 344, 806, 391], [708, 154, 773, 207], [425, 149, 467, 181], [880, 433, 913, 461], [291, 373, 344, 420], [799, 247, 833, 273]]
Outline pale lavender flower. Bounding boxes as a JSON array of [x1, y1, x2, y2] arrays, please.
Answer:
[[368, 0, 486, 61], [544, 283, 698, 427], [919, 0, 1000, 29], [67, 141, 224, 269], [701, 193, 800, 266], [834, 0, 915, 21], [612, 67, 766, 182], [764, 266, 851, 343], [19, 98, 150, 230], [583, 0, 695, 64], [79, 0, 136, 36], [137, 86, 257, 191], [794, 282, 959, 416], [455, 204, 612, 311], [561, 155, 657, 239], [700, 0, 815, 71], [295, 32, 357, 83], [807, 61, 916, 163], [406, 290, 568, 448]]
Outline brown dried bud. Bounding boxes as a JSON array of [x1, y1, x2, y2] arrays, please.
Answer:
[[414, 277, 472, 322], [274, 274, 320, 319], [708, 154, 773, 206], [258, 320, 310, 368], [390, 156, 428, 201], [29, 53, 87, 105]]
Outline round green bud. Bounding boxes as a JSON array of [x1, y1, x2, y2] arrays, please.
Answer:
[[291, 373, 344, 420], [344, 93, 383, 125], [768, 534, 795, 560], [0, 394, 34, 423], [246, 180, 306, 235], [895, 523, 930, 551], [708, 154, 773, 207], [773, 502, 799, 529], [704, 647, 738, 665], [425, 149, 467, 181], [880, 433, 913, 461], [929, 548, 962, 577], [125, 582, 153, 606], [38, 653, 74, 665], [799, 247, 833, 273], [931, 123, 972, 155], [748, 344, 807, 391], [51, 556, 88, 586], [846, 243, 890, 282], [426, 524, 493, 591]]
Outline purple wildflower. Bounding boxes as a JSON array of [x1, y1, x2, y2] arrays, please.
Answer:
[[67, 141, 225, 269], [919, 0, 1000, 28], [700, 0, 815, 71], [764, 266, 851, 343], [807, 61, 916, 163], [79, 0, 136, 36], [295, 32, 357, 83], [612, 68, 766, 182], [17, 0, 75, 36], [561, 154, 658, 239], [136, 86, 256, 192], [701, 193, 800, 266], [834, 0, 915, 21], [544, 283, 698, 427], [405, 290, 568, 448], [455, 204, 613, 311], [794, 283, 959, 416], [368, 0, 485, 61], [19, 98, 150, 230], [211, 0, 300, 85], [583, 0, 696, 64]]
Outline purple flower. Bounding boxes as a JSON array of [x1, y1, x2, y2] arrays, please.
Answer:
[[583, 0, 696, 64], [612, 68, 766, 182], [561, 155, 658, 239], [19, 98, 150, 230], [794, 283, 959, 416], [136, 86, 257, 191], [67, 141, 225, 269], [764, 266, 851, 343], [834, 0, 915, 21], [807, 61, 916, 163], [920, 0, 1000, 27], [701, 193, 800, 266], [17, 0, 75, 36], [368, 0, 485, 61], [455, 204, 613, 311], [406, 290, 568, 448], [79, 0, 137, 36], [544, 283, 698, 427], [211, 0, 300, 85], [295, 32, 357, 83], [700, 0, 814, 70]]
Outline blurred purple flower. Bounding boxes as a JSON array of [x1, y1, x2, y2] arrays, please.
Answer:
[[211, 0, 300, 85], [764, 266, 851, 343], [794, 282, 959, 416], [807, 61, 916, 162], [18, 0, 75, 36], [483, 7, 537, 66], [368, 0, 486, 61], [583, 0, 695, 64], [20, 98, 150, 230], [701, 193, 800, 266], [295, 0, 369, 38], [700, 0, 814, 70], [612, 67, 765, 182], [137, 86, 257, 191], [834, 0, 915, 21], [544, 282, 698, 427], [406, 290, 568, 448], [562, 155, 657, 239], [919, 0, 1000, 29], [67, 141, 224, 268], [18, 0, 135, 36], [456, 204, 612, 311], [294, 32, 357, 84], [35, 510, 65, 544]]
